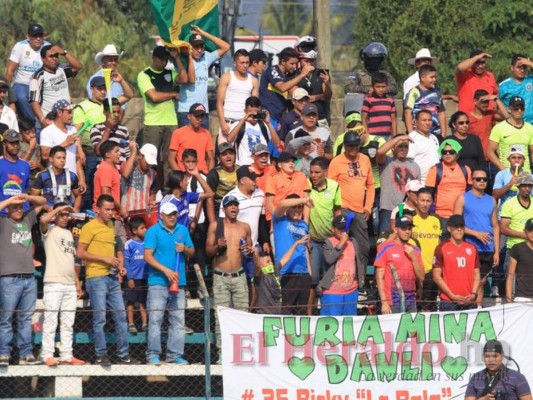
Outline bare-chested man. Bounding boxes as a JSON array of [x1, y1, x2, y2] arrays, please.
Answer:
[[206, 195, 252, 362]]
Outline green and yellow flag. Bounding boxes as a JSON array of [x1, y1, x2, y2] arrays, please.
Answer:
[[149, 0, 220, 50]]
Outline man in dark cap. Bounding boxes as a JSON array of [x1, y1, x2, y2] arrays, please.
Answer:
[[465, 340, 531, 400]]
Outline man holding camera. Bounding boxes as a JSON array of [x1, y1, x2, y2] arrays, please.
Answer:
[[465, 340, 531, 400], [226, 96, 281, 165]]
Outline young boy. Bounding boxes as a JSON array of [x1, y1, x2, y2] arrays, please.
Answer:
[[121, 143, 158, 212], [332, 112, 365, 156], [31, 145, 82, 211], [404, 64, 446, 136], [320, 215, 358, 316], [362, 72, 397, 138], [124, 217, 148, 334], [253, 235, 309, 314]]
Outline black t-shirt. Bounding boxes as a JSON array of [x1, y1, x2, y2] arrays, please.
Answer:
[[445, 134, 486, 172], [509, 242, 533, 297]]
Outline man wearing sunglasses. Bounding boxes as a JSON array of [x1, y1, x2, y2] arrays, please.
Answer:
[[499, 54, 533, 124], [454, 168, 499, 306], [488, 96, 533, 172]]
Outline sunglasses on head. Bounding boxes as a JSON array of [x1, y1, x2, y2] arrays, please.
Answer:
[[473, 177, 488, 182], [457, 120, 470, 125], [442, 149, 456, 155]]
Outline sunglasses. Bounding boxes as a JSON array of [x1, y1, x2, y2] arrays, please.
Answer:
[[511, 107, 525, 111], [457, 121, 470, 125], [473, 177, 488, 182], [442, 150, 456, 155]]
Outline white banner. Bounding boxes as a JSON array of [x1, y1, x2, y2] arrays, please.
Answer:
[[219, 304, 533, 400]]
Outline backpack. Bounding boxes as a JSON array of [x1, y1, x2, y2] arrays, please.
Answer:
[[433, 162, 471, 200], [235, 120, 270, 150]]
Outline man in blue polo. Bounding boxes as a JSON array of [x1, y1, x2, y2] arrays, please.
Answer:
[[143, 202, 195, 365]]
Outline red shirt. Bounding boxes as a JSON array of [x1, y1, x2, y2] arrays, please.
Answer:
[[374, 240, 422, 306], [468, 110, 497, 160], [433, 240, 480, 301], [456, 68, 498, 113], [93, 161, 121, 212], [169, 125, 214, 174]]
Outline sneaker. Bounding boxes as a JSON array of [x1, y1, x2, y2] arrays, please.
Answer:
[[117, 355, 141, 365], [19, 355, 41, 365], [185, 325, 194, 334], [0, 355, 9, 367], [60, 357, 85, 366], [95, 355, 112, 367], [147, 356, 162, 365], [44, 357, 60, 366], [128, 324, 138, 334], [167, 356, 189, 365], [141, 324, 148, 332], [491, 286, 500, 298]]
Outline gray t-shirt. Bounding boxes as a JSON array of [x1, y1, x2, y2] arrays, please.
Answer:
[[379, 157, 421, 211], [0, 209, 37, 276]]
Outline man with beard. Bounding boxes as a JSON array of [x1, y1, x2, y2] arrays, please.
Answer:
[[0, 130, 31, 211]]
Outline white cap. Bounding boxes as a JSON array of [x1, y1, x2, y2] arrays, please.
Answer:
[[95, 44, 124, 65], [407, 48, 439, 65], [508, 145, 525, 158], [140, 143, 158, 166], [160, 202, 178, 215], [404, 180, 424, 194], [292, 88, 310, 100]]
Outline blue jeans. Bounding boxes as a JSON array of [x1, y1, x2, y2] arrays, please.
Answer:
[[378, 209, 393, 234], [81, 154, 101, 212], [0, 276, 37, 357], [321, 289, 358, 316], [85, 275, 129, 357], [146, 285, 186, 360], [310, 240, 325, 286], [177, 112, 209, 129], [13, 83, 35, 122]]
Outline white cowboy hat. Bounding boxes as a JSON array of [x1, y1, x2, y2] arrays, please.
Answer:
[[407, 48, 439, 65], [94, 44, 124, 65]]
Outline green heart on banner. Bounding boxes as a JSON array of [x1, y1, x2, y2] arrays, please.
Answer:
[[288, 356, 315, 381], [441, 356, 467, 380]]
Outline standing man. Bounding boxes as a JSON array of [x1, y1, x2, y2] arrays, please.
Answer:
[[86, 44, 133, 106], [403, 48, 438, 99], [29, 44, 82, 130], [0, 130, 31, 207], [144, 202, 195, 365], [216, 49, 259, 141], [206, 196, 252, 360], [328, 131, 374, 288], [77, 194, 140, 366], [493, 146, 531, 210], [433, 214, 480, 311], [406, 110, 440, 184], [279, 88, 309, 142], [260, 47, 314, 130], [177, 25, 230, 128], [248, 49, 268, 78], [499, 54, 533, 124], [455, 50, 498, 113], [506, 219, 533, 303], [207, 143, 239, 217], [454, 168, 499, 304], [138, 46, 192, 188], [465, 340, 531, 400], [5, 23, 49, 121]]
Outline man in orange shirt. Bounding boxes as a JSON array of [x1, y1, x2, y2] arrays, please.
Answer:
[[425, 139, 471, 235], [168, 103, 215, 175], [249, 144, 277, 194], [328, 131, 374, 289]]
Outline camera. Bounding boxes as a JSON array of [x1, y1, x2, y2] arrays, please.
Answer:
[[495, 391, 506, 400], [255, 112, 266, 120]]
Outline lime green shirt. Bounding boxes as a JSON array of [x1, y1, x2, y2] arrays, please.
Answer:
[[501, 195, 533, 249], [72, 99, 105, 146], [309, 178, 342, 241], [489, 120, 533, 172], [137, 67, 178, 126]]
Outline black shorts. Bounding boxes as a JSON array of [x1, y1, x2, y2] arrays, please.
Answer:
[[280, 273, 312, 315], [124, 279, 148, 304], [478, 252, 494, 277]]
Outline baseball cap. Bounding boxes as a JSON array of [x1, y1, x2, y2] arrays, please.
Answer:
[[236, 165, 257, 181], [28, 23, 44, 36], [277, 152, 296, 163], [52, 99, 74, 113], [152, 46, 170, 60], [189, 103, 207, 116], [2, 129, 20, 143], [301, 103, 319, 116], [509, 96, 525, 108], [525, 218, 533, 231], [332, 215, 347, 230], [251, 143, 270, 155], [292, 88, 310, 101], [448, 214, 465, 227], [0, 78, 9, 90], [160, 202, 178, 215], [90, 76, 106, 88], [345, 112, 362, 125], [508, 145, 525, 158], [222, 195, 239, 208], [404, 180, 424, 194], [483, 340, 503, 354], [217, 142, 235, 154], [517, 174, 533, 186], [395, 215, 415, 228], [140, 143, 158, 166], [189, 34, 205, 47], [343, 131, 362, 146]]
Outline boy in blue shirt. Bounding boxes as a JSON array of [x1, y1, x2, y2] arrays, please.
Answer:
[[124, 217, 148, 334]]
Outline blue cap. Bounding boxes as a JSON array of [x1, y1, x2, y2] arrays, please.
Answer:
[[90, 76, 106, 88], [52, 99, 74, 113], [222, 195, 240, 208]]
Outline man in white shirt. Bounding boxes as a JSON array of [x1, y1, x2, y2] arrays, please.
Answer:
[[403, 48, 438, 99], [407, 110, 440, 184]]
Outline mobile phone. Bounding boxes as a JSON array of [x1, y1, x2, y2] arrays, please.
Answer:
[[318, 68, 329, 75], [255, 112, 266, 120]]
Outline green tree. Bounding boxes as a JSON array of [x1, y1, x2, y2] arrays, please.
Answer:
[[260, 0, 312, 37]]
